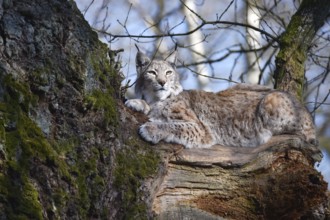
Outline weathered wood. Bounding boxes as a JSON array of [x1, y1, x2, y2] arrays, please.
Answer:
[[145, 135, 328, 219]]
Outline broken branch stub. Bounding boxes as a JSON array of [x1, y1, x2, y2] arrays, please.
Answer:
[[148, 135, 328, 219]]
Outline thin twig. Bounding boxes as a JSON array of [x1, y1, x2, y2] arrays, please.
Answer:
[[83, 0, 95, 16], [94, 20, 279, 42], [178, 60, 240, 83], [217, 0, 235, 21], [311, 89, 330, 113]]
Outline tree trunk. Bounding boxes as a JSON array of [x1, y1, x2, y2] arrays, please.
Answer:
[[274, 0, 330, 99], [0, 0, 125, 218]]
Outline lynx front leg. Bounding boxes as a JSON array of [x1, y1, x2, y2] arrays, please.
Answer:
[[125, 99, 150, 114], [139, 121, 215, 148]]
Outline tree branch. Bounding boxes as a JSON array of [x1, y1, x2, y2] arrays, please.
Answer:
[[94, 20, 279, 42]]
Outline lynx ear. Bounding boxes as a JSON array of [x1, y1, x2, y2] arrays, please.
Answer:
[[166, 50, 177, 69], [136, 52, 151, 75]]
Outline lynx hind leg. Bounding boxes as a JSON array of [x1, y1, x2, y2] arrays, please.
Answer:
[[125, 99, 150, 114], [139, 121, 215, 148], [298, 106, 317, 145], [139, 122, 166, 144], [259, 92, 316, 144], [259, 92, 296, 133]]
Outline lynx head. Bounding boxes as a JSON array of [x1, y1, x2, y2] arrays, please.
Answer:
[[135, 51, 183, 104]]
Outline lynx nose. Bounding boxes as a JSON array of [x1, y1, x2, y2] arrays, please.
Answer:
[[158, 80, 165, 87]]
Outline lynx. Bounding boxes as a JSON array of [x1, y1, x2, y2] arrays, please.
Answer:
[[125, 51, 182, 114], [125, 52, 316, 148]]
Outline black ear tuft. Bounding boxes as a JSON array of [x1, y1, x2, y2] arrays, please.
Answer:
[[136, 52, 151, 74], [166, 50, 177, 68]]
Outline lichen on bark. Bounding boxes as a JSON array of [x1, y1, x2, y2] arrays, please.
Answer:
[[114, 138, 160, 219], [274, 0, 330, 99]]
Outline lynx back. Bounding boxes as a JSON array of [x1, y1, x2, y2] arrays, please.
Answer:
[[138, 84, 316, 148]]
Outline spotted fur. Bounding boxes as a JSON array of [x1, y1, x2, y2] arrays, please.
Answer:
[[139, 84, 316, 148], [126, 54, 316, 148]]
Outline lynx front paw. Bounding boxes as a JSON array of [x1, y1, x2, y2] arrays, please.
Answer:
[[125, 99, 150, 114], [139, 123, 163, 144]]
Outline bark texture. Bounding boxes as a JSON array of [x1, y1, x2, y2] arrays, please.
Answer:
[[150, 136, 328, 219], [274, 0, 330, 99], [0, 0, 128, 218]]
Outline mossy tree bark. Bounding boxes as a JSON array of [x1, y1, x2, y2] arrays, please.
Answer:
[[274, 0, 330, 99], [0, 0, 128, 219]]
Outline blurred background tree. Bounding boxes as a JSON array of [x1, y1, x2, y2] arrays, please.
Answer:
[[74, 0, 330, 185]]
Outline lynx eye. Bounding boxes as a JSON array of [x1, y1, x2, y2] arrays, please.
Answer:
[[147, 70, 157, 76], [166, 70, 173, 76]]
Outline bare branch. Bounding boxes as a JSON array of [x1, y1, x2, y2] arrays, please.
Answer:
[[217, 0, 235, 21], [311, 89, 330, 114], [178, 59, 240, 83], [179, 0, 205, 22], [95, 20, 279, 42], [83, 0, 95, 16]]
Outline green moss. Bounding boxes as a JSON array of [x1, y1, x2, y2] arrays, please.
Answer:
[[57, 139, 110, 218], [274, 14, 307, 99], [76, 173, 90, 216], [47, 114, 111, 218], [30, 67, 51, 87], [114, 138, 160, 219], [85, 89, 118, 126], [0, 74, 71, 219], [0, 34, 121, 219], [0, 174, 43, 219], [48, 44, 119, 218], [3, 74, 38, 112], [53, 189, 68, 208], [90, 46, 122, 93], [274, 1, 323, 99], [83, 46, 121, 130]]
